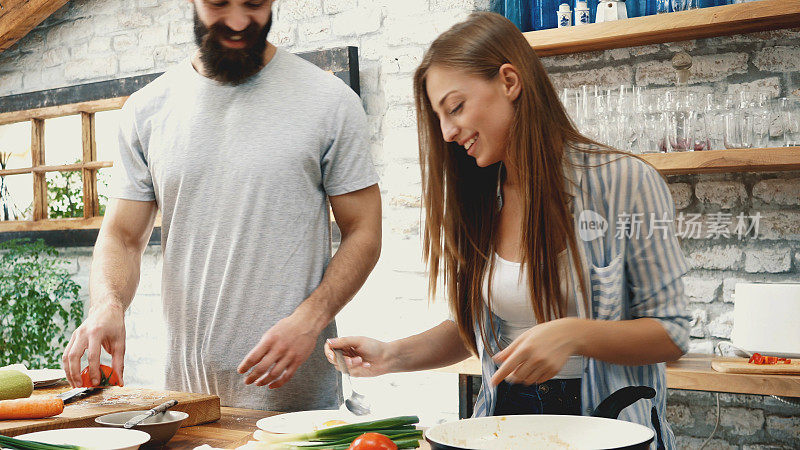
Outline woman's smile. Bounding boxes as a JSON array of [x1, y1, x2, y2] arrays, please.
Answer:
[[464, 134, 479, 155]]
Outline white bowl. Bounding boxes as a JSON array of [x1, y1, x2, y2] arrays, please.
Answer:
[[96, 410, 189, 446], [15, 427, 150, 450]]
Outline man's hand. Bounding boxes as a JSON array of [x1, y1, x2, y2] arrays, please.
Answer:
[[62, 303, 127, 387], [237, 312, 322, 389]]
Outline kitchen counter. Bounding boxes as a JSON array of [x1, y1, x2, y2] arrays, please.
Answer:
[[439, 354, 800, 396], [437, 353, 800, 418], [166, 353, 800, 448], [168, 408, 431, 449], [166, 407, 275, 449]]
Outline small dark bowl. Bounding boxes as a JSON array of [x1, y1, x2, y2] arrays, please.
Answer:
[[95, 410, 189, 447]]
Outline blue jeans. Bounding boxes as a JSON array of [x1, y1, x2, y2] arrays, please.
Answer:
[[493, 378, 582, 416]]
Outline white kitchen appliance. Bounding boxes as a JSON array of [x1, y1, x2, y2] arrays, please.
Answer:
[[595, 0, 628, 22], [731, 282, 800, 358]]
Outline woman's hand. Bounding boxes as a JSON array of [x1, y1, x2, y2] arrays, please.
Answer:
[[490, 317, 584, 386], [324, 336, 394, 377]]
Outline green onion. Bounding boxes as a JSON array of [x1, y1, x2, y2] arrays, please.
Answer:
[[304, 426, 419, 443], [394, 437, 424, 449], [261, 435, 423, 450], [287, 430, 424, 448], [253, 415, 420, 445], [0, 435, 85, 450]]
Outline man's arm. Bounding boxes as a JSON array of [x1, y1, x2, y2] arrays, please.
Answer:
[[297, 184, 383, 332], [63, 199, 157, 387], [238, 184, 382, 388]]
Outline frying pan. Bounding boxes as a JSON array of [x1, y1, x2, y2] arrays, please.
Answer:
[[425, 386, 664, 450]]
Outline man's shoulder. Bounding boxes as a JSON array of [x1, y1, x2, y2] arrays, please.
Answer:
[[274, 49, 356, 99], [125, 60, 190, 112]]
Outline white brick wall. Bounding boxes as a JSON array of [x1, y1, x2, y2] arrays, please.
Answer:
[[0, 0, 492, 424]]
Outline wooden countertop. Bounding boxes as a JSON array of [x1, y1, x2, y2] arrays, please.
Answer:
[[438, 354, 800, 398], [167, 408, 276, 449], [168, 408, 431, 449]]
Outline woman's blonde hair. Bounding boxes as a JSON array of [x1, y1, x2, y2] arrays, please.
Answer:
[[414, 12, 621, 354]]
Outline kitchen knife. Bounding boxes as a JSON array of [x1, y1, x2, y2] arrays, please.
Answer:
[[123, 399, 179, 429], [56, 387, 100, 404]]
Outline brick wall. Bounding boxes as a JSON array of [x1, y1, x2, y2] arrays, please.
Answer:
[[538, 29, 800, 448], [1, 1, 798, 447]]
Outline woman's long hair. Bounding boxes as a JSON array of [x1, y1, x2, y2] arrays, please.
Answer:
[[414, 12, 622, 354]]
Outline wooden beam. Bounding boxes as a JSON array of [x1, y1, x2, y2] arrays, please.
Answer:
[[0, 167, 31, 176], [0, 215, 162, 233], [526, 0, 800, 57], [0, 0, 68, 54], [30, 118, 46, 221], [0, 97, 128, 126], [0, 216, 104, 232], [0, 160, 113, 177], [31, 160, 112, 173], [81, 112, 99, 218]]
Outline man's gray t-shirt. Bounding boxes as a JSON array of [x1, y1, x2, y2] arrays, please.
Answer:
[[112, 48, 379, 411]]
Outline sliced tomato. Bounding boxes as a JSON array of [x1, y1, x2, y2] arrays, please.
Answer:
[[748, 353, 791, 365], [80, 364, 121, 387], [348, 432, 398, 450]]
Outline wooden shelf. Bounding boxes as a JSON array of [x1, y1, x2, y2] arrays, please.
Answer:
[[438, 354, 800, 397], [639, 146, 800, 175], [525, 0, 800, 57]]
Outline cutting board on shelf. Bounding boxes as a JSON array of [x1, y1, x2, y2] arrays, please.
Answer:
[[712, 357, 800, 375], [0, 383, 220, 437]]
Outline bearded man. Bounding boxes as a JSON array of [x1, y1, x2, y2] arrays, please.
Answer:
[[61, 0, 381, 411]]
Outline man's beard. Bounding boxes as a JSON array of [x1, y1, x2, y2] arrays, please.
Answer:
[[193, 11, 271, 85]]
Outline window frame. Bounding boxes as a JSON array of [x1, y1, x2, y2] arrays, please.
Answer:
[[0, 97, 125, 232], [0, 46, 359, 245]]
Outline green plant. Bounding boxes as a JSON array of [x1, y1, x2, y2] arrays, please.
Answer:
[[47, 170, 84, 219], [47, 163, 109, 219], [0, 239, 84, 369]]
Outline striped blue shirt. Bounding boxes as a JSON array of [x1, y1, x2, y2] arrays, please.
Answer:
[[471, 148, 690, 449]]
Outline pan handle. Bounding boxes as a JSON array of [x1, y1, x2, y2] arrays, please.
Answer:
[[651, 406, 665, 450], [590, 386, 655, 419]]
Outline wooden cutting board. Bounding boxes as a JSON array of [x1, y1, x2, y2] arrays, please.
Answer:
[[712, 357, 800, 375], [0, 382, 220, 437]]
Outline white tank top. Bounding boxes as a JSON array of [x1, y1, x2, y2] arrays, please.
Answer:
[[481, 251, 584, 379]]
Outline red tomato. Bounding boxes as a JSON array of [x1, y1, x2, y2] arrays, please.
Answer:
[[80, 364, 120, 387], [348, 432, 398, 450]]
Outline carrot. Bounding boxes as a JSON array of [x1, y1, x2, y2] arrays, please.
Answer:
[[0, 396, 64, 420]]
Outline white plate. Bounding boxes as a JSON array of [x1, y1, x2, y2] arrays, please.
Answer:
[[15, 427, 150, 450], [256, 408, 389, 434], [28, 368, 67, 387]]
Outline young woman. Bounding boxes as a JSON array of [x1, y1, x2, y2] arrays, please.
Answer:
[[325, 11, 690, 448]]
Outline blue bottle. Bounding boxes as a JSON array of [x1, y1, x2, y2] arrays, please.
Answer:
[[533, 0, 559, 30], [624, 0, 640, 18], [505, 0, 533, 31], [586, 0, 600, 23], [654, 0, 671, 13], [636, 0, 648, 15]]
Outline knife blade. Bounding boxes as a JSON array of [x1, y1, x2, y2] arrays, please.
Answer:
[[56, 387, 100, 404], [123, 399, 178, 429]]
